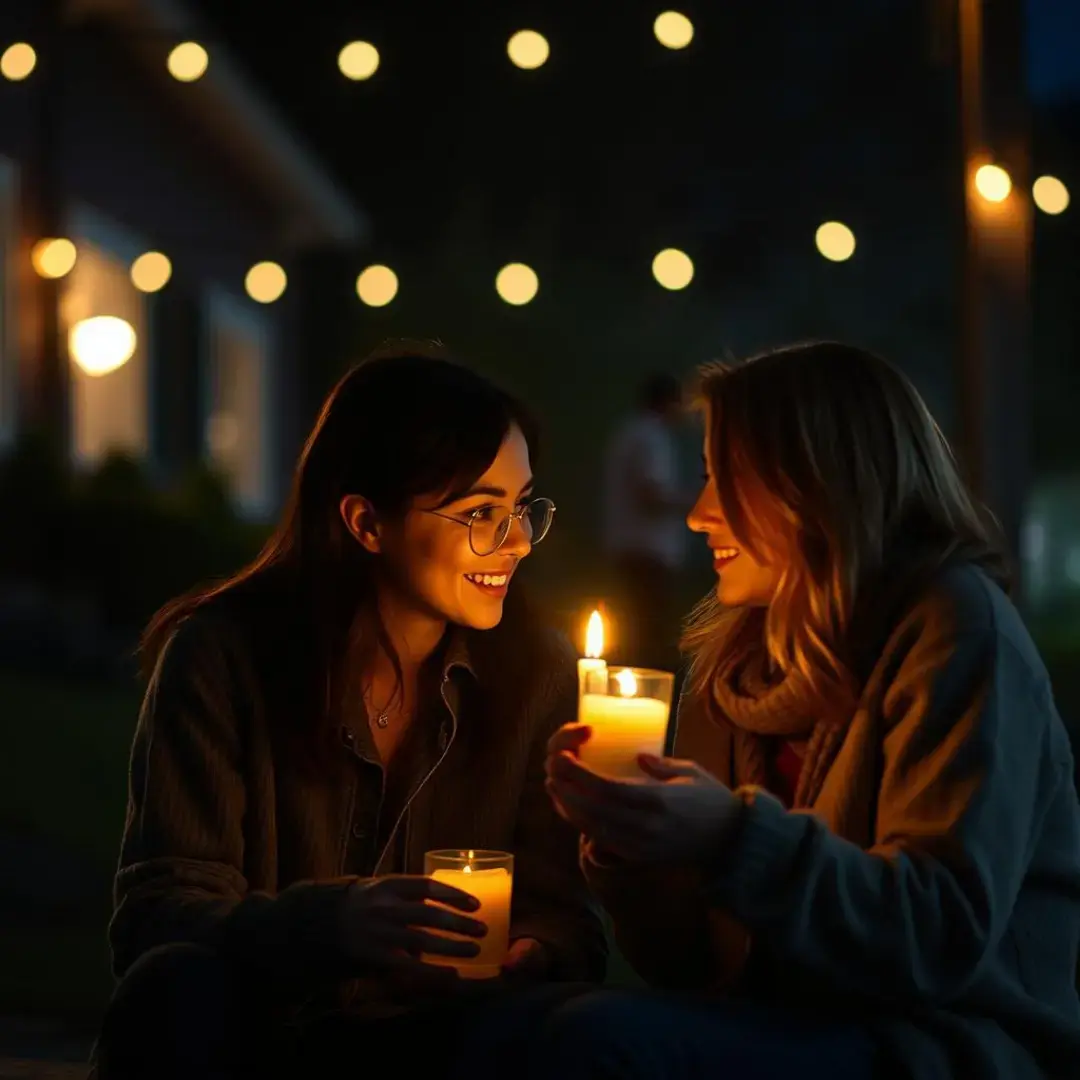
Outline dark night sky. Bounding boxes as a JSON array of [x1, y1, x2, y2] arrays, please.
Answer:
[[190, 0, 1078, 236]]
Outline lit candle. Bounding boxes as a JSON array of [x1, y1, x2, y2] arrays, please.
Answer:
[[424, 849, 514, 979], [578, 666, 673, 779], [577, 609, 608, 696]]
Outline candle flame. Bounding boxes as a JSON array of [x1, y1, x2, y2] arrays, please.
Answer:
[[615, 668, 637, 697], [585, 609, 604, 658], [464, 848, 475, 873]]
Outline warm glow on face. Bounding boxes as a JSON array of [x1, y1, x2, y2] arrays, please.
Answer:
[[585, 610, 604, 658], [130, 251, 172, 293], [615, 668, 638, 698], [815, 221, 856, 262], [1, 42, 36, 81], [652, 248, 693, 290], [1033, 175, 1069, 215], [974, 163, 1011, 203], [31, 238, 77, 279], [69, 316, 137, 377], [167, 41, 209, 82], [495, 263, 539, 305], [339, 41, 380, 80], [507, 30, 550, 70], [654, 12, 694, 49], [245, 261, 287, 303], [356, 264, 399, 306]]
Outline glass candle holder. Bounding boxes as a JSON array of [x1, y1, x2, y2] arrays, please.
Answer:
[[423, 849, 514, 979], [577, 666, 674, 778]]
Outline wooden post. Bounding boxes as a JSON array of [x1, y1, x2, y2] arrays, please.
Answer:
[[956, 0, 1032, 588]]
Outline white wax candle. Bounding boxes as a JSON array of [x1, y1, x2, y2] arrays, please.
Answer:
[[427, 865, 513, 979], [577, 692, 669, 778], [577, 657, 607, 697]]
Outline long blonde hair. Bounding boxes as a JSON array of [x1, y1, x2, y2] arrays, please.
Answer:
[[681, 341, 1010, 711]]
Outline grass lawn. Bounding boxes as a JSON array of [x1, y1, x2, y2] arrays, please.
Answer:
[[0, 670, 138, 1018]]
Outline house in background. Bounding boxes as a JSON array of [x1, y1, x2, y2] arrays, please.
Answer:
[[0, 0, 365, 517]]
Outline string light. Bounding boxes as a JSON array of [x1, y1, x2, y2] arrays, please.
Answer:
[[815, 221, 856, 262], [167, 41, 208, 82], [652, 248, 693, 290], [1032, 175, 1069, 215], [31, 238, 77, 279], [0, 42, 36, 81], [507, 30, 550, 70], [130, 252, 172, 293], [495, 263, 539, 305], [654, 12, 694, 50], [356, 265, 399, 307], [339, 41, 380, 80], [245, 261, 287, 303]]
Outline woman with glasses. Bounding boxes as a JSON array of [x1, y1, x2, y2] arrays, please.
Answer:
[[93, 343, 605, 1080]]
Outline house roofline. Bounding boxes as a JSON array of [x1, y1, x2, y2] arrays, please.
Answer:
[[68, 0, 368, 249]]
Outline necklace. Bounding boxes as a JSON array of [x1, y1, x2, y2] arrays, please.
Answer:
[[364, 687, 393, 729]]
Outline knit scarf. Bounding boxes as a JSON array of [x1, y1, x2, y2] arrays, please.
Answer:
[[710, 644, 849, 809]]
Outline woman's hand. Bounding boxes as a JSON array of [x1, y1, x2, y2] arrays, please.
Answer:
[[339, 875, 486, 992], [545, 724, 743, 865]]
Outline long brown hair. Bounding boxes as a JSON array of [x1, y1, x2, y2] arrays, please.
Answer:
[[681, 341, 1010, 710], [141, 341, 547, 765]]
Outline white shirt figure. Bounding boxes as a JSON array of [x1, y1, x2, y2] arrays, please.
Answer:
[[604, 409, 685, 571]]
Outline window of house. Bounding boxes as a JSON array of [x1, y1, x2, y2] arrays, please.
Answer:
[[203, 289, 274, 518], [64, 207, 150, 468], [0, 156, 16, 447]]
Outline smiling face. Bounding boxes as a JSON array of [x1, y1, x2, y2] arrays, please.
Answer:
[[371, 424, 537, 631], [686, 420, 784, 609]]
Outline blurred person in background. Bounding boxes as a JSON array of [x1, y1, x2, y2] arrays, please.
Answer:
[[92, 344, 605, 1080], [603, 372, 691, 670]]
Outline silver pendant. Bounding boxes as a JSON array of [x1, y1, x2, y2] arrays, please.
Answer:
[[376, 713, 389, 729]]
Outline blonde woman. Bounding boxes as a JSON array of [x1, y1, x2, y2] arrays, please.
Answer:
[[543, 343, 1080, 1080]]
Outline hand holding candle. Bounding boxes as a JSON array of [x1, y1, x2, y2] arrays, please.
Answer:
[[578, 666, 673, 778], [424, 850, 514, 979], [574, 609, 674, 779]]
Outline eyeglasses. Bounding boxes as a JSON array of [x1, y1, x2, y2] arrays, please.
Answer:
[[422, 497, 556, 557]]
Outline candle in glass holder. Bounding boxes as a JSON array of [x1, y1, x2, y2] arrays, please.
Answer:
[[424, 849, 514, 979], [578, 666, 673, 779]]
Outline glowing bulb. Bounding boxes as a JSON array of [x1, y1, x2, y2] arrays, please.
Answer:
[[245, 261, 287, 304], [974, 163, 1011, 203], [585, 610, 604, 659], [356, 264, 399, 307], [815, 221, 856, 262], [1033, 175, 1069, 215], [614, 669, 638, 698], [654, 12, 694, 49], [507, 30, 550, 70], [69, 316, 136, 377], [338, 41, 380, 80], [31, 238, 77, 279], [130, 251, 172, 293], [1, 43, 36, 81], [495, 263, 539, 305], [167, 41, 209, 82], [652, 248, 693, 290]]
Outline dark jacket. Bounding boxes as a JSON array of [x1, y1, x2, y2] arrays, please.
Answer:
[[109, 603, 607, 1003], [586, 563, 1080, 1079]]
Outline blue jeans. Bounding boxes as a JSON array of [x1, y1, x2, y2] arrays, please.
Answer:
[[525, 990, 880, 1080]]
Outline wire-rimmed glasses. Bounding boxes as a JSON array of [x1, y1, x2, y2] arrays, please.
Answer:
[[424, 497, 555, 556]]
